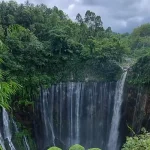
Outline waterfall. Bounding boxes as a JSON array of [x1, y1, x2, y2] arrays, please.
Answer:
[[23, 136, 30, 150], [108, 72, 127, 150], [0, 108, 31, 150], [75, 83, 81, 144], [12, 118, 31, 150], [12, 119, 19, 133], [42, 89, 55, 146], [2, 108, 16, 150], [35, 82, 117, 150], [12, 116, 31, 150]]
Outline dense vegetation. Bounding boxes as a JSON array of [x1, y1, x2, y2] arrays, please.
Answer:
[[127, 24, 150, 85], [0, 0, 131, 110], [122, 129, 150, 150], [0, 0, 150, 109], [0, 0, 150, 150]]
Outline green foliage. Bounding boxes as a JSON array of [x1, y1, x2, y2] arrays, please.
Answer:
[[47, 147, 62, 150], [88, 148, 101, 150], [69, 144, 85, 150], [47, 146, 102, 150], [127, 55, 150, 85], [0, 0, 128, 112], [0, 80, 21, 109], [130, 23, 150, 58], [0, 0, 132, 117], [14, 132, 25, 150], [14, 128, 36, 150], [127, 23, 150, 85], [122, 129, 150, 150], [0, 39, 20, 109], [0, 146, 3, 150]]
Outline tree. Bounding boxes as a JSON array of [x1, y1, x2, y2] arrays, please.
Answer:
[[3, 24, 49, 102], [0, 0, 132, 112], [5, 24, 46, 74], [84, 10, 96, 28], [0, 39, 20, 109], [84, 10, 103, 36], [76, 13, 83, 24], [131, 23, 150, 54]]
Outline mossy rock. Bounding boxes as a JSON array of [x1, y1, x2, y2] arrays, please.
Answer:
[[88, 148, 101, 150], [47, 146, 62, 150], [69, 144, 85, 150]]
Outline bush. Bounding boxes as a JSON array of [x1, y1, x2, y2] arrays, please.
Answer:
[[88, 148, 101, 150], [69, 144, 85, 150], [122, 129, 150, 150], [47, 146, 62, 150]]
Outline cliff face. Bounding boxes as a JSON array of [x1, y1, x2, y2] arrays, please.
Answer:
[[124, 84, 150, 134]]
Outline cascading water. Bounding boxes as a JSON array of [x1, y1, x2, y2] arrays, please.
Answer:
[[12, 119, 19, 133], [35, 82, 117, 150], [108, 72, 127, 150], [0, 108, 31, 150], [23, 136, 30, 150], [2, 108, 16, 150], [42, 88, 56, 146], [12, 118, 31, 150]]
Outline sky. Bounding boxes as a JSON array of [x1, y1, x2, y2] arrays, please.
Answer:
[[3, 0, 150, 33]]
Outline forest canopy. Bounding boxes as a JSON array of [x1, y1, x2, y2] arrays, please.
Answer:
[[0, 0, 149, 108]]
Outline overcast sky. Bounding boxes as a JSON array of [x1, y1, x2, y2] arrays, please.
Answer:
[[3, 0, 150, 33]]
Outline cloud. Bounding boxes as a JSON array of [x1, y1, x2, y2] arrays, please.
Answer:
[[74, 0, 81, 3], [80, 0, 150, 32], [68, 4, 75, 10], [2, 0, 150, 33]]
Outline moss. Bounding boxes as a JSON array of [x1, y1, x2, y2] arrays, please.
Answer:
[[69, 144, 85, 150]]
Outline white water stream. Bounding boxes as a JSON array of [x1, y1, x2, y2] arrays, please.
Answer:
[[108, 72, 127, 150], [2, 108, 16, 150]]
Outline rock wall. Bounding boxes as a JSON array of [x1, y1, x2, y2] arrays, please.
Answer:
[[124, 84, 150, 135]]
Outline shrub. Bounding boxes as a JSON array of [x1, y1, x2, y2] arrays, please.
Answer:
[[122, 129, 150, 150], [88, 148, 101, 150], [47, 146, 62, 150], [69, 144, 85, 150]]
